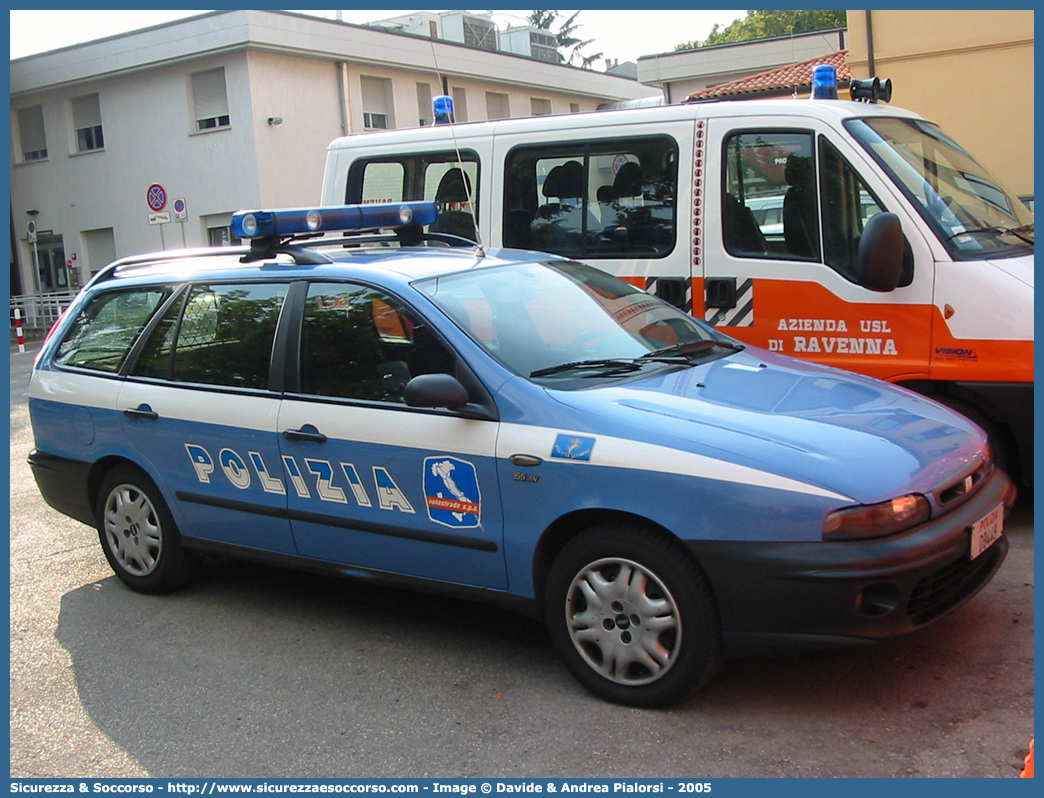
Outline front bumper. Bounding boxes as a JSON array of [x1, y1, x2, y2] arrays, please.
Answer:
[[688, 466, 1016, 658]]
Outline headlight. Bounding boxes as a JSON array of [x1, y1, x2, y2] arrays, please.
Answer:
[[823, 494, 930, 541]]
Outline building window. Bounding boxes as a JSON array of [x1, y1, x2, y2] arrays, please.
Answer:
[[17, 105, 48, 161], [486, 92, 510, 121], [451, 87, 468, 122], [530, 98, 552, 116], [570, 103, 580, 114], [192, 68, 230, 131], [81, 227, 117, 280], [417, 83, 433, 126], [363, 113, 389, 130], [72, 94, 104, 152], [207, 225, 241, 247], [361, 76, 394, 130]]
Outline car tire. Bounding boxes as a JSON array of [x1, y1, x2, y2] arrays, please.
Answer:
[[544, 523, 722, 707], [95, 464, 201, 594]]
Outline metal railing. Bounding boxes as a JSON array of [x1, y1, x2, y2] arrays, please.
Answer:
[[10, 290, 79, 339]]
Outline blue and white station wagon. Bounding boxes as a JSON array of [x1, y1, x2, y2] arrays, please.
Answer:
[[28, 202, 1015, 707]]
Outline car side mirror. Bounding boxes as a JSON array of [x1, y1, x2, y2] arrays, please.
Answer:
[[403, 373, 470, 411], [855, 212, 905, 292]]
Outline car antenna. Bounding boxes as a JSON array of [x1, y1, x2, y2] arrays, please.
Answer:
[[429, 41, 485, 258]]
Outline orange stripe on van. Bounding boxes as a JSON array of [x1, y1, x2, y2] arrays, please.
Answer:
[[701, 279, 1032, 386]]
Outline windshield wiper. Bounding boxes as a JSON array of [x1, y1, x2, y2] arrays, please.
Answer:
[[640, 339, 745, 360], [530, 359, 645, 378], [1007, 224, 1035, 244], [944, 226, 1027, 244], [530, 339, 745, 378]]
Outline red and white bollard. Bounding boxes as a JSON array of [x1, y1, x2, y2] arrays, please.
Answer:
[[14, 308, 25, 354]]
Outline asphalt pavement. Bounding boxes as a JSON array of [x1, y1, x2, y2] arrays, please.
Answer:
[[9, 341, 1035, 779]]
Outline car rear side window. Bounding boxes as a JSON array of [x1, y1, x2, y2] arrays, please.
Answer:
[[54, 287, 172, 373], [133, 282, 288, 390]]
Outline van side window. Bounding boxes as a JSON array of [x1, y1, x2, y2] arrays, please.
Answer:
[[133, 283, 288, 390], [346, 151, 479, 242], [504, 137, 677, 259], [299, 282, 456, 404], [54, 288, 172, 373], [818, 137, 891, 281], [723, 131, 819, 260]]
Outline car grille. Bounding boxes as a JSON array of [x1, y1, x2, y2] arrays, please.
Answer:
[[907, 541, 1005, 625], [934, 458, 991, 509]]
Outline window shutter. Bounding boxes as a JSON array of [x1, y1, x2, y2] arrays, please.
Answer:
[[192, 69, 229, 122], [18, 106, 47, 157], [72, 95, 102, 128]]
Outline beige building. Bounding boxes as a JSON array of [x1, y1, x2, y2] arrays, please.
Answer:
[[846, 10, 1033, 197]]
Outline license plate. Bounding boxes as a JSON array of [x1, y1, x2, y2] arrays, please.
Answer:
[[970, 503, 1004, 560]]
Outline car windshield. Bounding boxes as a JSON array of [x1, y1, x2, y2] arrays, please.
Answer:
[[847, 117, 1033, 259], [416, 260, 736, 382]]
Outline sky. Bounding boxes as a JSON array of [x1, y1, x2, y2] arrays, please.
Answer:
[[8, 9, 747, 66]]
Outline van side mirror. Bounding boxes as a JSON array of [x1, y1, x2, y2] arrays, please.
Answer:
[[403, 373, 470, 411], [856, 212, 905, 292]]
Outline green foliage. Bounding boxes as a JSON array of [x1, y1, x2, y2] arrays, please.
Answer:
[[528, 10, 604, 69], [676, 10, 847, 51]]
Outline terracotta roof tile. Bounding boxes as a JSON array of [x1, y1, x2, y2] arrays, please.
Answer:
[[686, 49, 850, 102]]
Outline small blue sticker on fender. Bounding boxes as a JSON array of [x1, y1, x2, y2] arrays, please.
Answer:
[[551, 434, 595, 462]]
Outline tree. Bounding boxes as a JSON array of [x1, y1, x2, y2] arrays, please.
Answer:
[[529, 10, 604, 69], [676, 10, 847, 51]]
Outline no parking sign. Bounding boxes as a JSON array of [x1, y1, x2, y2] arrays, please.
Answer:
[[147, 183, 167, 212]]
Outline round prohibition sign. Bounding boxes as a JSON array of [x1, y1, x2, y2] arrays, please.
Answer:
[[147, 183, 167, 212]]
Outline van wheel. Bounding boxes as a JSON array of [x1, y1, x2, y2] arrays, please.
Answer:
[[544, 523, 722, 707], [95, 465, 200, 594]]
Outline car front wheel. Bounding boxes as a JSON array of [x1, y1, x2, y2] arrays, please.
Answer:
[[544, 523, 722, 707]]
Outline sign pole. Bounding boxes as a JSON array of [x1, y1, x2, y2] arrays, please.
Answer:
[[31, 241, 41, 294]]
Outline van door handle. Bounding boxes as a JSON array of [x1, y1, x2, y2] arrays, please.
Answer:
[[282, 425, 328, 443], [124, 404, 159, 420]]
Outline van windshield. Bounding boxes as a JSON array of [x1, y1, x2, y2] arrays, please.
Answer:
[[847, 117, 1033, 259]]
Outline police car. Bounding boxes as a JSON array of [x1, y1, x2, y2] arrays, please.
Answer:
[[28, 202, 1015, 707]]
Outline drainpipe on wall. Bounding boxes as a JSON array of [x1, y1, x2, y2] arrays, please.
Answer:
[[337, 61, 352, 135], [864, 10, 876, 77]]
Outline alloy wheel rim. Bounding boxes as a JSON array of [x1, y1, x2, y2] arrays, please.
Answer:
[[564, 557, 681, 686], [103, 484, 162, 577]]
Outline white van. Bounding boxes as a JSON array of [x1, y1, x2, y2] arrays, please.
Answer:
[[322, 86, 1034, 483]]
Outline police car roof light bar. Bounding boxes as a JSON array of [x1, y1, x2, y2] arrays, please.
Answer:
[[230, 202, 439, 240]]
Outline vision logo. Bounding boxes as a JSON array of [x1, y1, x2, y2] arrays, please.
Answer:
[[935, 347, 978, 361], [423, 456, 481, 529]]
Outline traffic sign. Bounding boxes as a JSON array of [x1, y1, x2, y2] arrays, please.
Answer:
[[148, 212, 172, 225], [173, 197, 188, 223], [147, 183, 167, 212], [27, 220, 37, 243]]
